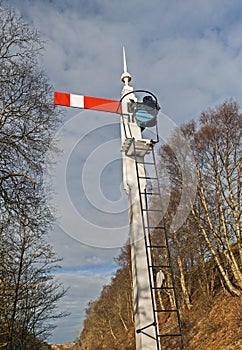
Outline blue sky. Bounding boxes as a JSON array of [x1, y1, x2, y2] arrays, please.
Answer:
[[6, 0, 242, 344]]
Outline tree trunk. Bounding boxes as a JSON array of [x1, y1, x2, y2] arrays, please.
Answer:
[[177, 254, 192, 310], [192, 205, 241, 296]]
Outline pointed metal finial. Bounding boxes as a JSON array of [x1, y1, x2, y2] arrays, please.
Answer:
[[121, 46, 132, 85], [123, 47, 128, 74]]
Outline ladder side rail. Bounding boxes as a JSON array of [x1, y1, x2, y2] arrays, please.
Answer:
[[143, 186, 162, 350], [133, 139, 161, 350], [151, 147, 185, 349]]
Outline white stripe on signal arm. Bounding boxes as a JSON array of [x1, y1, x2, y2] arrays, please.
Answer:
[[70, 94, 84, 108]]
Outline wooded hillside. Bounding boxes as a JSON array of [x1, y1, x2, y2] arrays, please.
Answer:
[[73, 100, 241, 349]]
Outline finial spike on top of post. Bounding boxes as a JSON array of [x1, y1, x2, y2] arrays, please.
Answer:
[[123, 46, 128, 74], [121, 46, 132, 85]]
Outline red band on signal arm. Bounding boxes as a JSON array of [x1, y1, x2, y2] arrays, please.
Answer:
[[84, 96, 121, 113], [54, 91, 121, 114], [54, 92, 70, 106]]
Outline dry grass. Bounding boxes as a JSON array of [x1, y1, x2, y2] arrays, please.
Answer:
[[183, 292, 242, 350], [51, 343, 76, 350], [51, 293, 242, 350]]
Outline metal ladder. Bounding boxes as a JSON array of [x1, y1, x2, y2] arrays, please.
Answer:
[[123, 137, 185, 350]]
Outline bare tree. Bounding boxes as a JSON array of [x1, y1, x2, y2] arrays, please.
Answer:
[[156, 123, 198, 310], [190, 100, 241, 295], [159, 101, 241, 298], [0, 4, 66, 349]]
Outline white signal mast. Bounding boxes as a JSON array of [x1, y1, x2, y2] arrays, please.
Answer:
[[54, 48, 184, 350], [119, 48, 160, 349]]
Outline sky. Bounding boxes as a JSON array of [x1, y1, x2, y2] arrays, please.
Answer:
[[5, 0, 242, 344]]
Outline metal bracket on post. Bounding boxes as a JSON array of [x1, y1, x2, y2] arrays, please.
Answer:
[[136, 321, 157, 334]]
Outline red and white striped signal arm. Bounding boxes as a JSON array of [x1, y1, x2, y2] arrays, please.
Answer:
[[54, 92, 122, 114]]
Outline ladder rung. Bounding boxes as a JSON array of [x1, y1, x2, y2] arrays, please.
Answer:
[[155, 309, 178, 313], [145, 226, 165, 230], [140, 192, 160, 195], [144, 226, 165, 230], [142, 209, 162, 212], [150, 265, 170, 268], [159, 334, 182, 337], [136, 161, 155, 165], [146, 245, 167, 249], [138, 176, 158, 180], [152, 286, 174, 290]]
